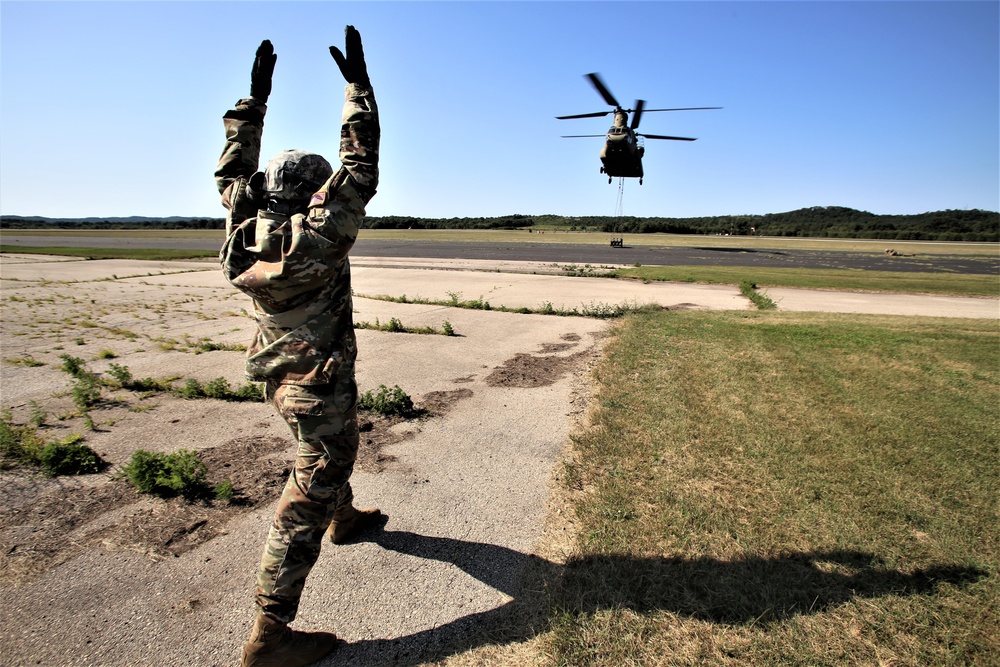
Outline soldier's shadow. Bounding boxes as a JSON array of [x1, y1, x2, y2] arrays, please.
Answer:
[[327, 529, 985, 666]]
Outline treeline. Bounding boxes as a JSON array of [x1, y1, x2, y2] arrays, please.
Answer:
[[601, 207, 999, 242], [364, 214, 534, 230], [2, 207, 997, 241], [0, 216, 225, 230]]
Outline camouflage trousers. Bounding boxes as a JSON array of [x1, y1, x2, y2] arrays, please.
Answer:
[[255, 376, 359, 623]]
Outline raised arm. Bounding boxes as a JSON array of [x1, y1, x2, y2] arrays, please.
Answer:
[[330, 26, 380, 201], [214, 40, 276, 224]]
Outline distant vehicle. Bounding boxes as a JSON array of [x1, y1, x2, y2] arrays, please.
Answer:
[[557, 73, 720, 184]]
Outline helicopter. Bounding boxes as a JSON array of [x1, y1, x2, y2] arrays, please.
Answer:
[[557, 73, 720, 184]]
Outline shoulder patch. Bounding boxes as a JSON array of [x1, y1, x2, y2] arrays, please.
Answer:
[[309, 192, 327, 207]]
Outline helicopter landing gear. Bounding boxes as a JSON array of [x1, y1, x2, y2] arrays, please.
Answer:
[[639, 177, 643, 185], [608, 177, 612, 184], [599, 167, 605, 174]]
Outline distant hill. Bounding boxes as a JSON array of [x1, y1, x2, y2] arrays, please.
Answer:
[[2, 207, 997, 241]]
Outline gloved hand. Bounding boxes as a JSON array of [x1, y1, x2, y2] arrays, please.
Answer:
[[250, 39, 277, 102], [329, 25, 370, 88]]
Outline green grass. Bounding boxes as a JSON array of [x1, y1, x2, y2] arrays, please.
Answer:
[[0, 245, 217, 260], [616, 264, 999, 296], [538, 310, 998, 666]]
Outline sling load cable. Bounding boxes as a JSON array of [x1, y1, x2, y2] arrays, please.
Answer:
[[614, 177, 625, 220]]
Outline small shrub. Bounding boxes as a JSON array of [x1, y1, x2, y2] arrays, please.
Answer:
[[214, 479, 235, 503], [95, 349, 117, 359], [107, 362, 133, 388], [442, 321, 455, 336], [122, 449, 209, 498], [234, 382, 264, 401], [386, 318, 404, 333], [178, 378, 204, 399], [203, 377, 232, 399], [358, 384, 415, 417], [59, 354, 87, 378], [0, 416, 45, 467], [71, 375, 102, 411], [38, 440, 104, 476]]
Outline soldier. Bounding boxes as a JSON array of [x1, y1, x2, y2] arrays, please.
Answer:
[[215, 27, 383, 667]]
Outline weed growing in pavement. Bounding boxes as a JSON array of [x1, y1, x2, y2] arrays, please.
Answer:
[[740, 280, 778, 310], [59, 354, 87, 378], [177, 377, 263, 402], [358, 385, 417, 417], [28, 401, 47, 427], [121, 449, 210, 499], [561, 263, 617, 278], [3, 355, 45, 367], [37, 439, 104, 476], [214, 479, 236, 503], [1, 410, 100, 476], [357, 291, 656, 320], [354, 317, 447, 336]]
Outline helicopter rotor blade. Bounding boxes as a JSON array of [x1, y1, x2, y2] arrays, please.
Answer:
[[586, 73, 620, 108], [555, 111, 613, 120], [560, 134, 607, 138], [630, 99, 645, 129], [641, 107, 723, 112], [638, 133, 698, 141]]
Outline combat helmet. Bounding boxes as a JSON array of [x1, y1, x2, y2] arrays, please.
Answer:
[[263, 150, 334, 204]]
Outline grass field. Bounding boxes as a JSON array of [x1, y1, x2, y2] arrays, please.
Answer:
[[5, 227, 999, 256], [530, 310, 998, 666], [0, 245, 218, 261], [616, 265, 1000, 297]]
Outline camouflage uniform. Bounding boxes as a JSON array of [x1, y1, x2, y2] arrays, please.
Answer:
[[215, 83, 379, 624]]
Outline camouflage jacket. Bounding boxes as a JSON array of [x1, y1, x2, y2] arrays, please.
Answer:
[[215, 84, 379, 385]]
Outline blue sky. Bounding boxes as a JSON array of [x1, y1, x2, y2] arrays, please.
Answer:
[[1, 1, 997, 219]]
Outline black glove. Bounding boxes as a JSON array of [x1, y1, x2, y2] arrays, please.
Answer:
[[329, 25, 370, 88], [250, 39, 277, 102]]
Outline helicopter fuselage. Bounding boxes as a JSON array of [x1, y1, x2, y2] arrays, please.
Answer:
[[599, 112, 644, 178]]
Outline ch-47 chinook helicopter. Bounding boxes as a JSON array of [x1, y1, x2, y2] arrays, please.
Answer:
[[557, 73, 720, 184]]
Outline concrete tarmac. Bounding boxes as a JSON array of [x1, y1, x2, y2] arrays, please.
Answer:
[[0, 253, 995, 667]]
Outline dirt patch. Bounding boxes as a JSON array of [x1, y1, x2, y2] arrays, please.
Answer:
[[486, 350, 592, 389], [0, 414, 415, 587], [538, 343, 576, 353], [420, 388, 474, 415], [357, 415, 407, 474], [0, 435, 289, 587]]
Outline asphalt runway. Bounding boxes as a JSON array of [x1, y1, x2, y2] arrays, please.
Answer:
[[2, 234, 997, 274]]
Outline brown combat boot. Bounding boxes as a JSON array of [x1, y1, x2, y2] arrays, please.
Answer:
[[241, 614, 338, 667], [327, 505, 382, 544]]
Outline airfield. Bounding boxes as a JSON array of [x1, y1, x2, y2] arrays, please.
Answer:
[[0, 244, 997, 665]]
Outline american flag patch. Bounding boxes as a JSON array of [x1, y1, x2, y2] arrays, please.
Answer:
[[309, 192, 327, 207]]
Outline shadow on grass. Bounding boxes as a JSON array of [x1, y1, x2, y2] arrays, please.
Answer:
[[329, 529, 987, 666]]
